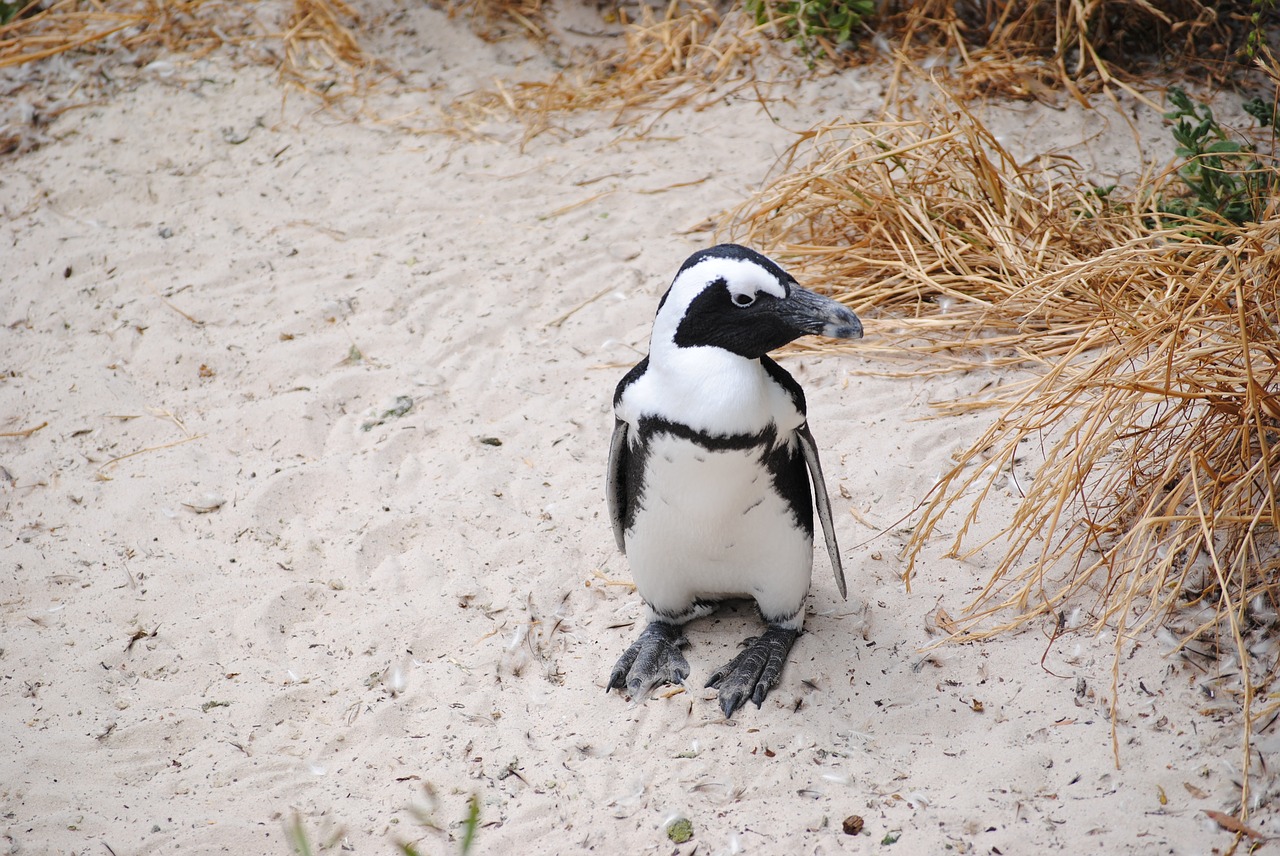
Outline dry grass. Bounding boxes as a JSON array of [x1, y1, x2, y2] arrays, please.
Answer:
[[814, 0, 1274, 103], [731, 102, 1149, 342], [445, 0, 766, 142], [0, 0, 270, 70], [921, 0, 1269, 75], [6, 1, 1264, 147], [727, 90, 1280, 796], [888, 0, 1226, 66], [436, 0, 549, 42], [0, 0, 272, 154], [0, 0, 371, 94], [0, 1, 762, 142], [278, 0, 375, 98]]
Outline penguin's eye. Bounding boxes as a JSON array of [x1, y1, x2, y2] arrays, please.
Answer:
[[732, 292, 755, 308]]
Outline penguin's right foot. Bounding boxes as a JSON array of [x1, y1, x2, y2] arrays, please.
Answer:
[[607, 621, 690, 701]]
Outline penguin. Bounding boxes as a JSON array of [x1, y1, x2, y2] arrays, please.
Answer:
[[605, 243, 863, 718]]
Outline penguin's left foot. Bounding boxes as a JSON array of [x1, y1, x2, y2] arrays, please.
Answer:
[[607, 621, 690, 702], [705, 626, 799, 719]]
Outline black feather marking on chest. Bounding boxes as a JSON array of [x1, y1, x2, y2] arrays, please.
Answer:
[[761, 355, 806, 416], [614, 356, 649, 407], [621, 414, 813, 537]]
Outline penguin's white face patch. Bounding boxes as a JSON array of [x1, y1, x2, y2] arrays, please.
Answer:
[[722, 266, 788, 308], [650, 257, 788, 352]]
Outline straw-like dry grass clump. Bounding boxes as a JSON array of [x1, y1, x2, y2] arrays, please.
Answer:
[[0, 0, 759, 142], [727, 96, 1280, 775], [760, 0, 1276, 101], [278, 0, 376, 98], [434, 0, 548, 42], [0, 0, 262, 70], [731, 103, 1149, 344], [0, 0, 271, 155], [445, 1, 765, 141], [0, 0, 372, 102], [879, 0, 1267, 79]]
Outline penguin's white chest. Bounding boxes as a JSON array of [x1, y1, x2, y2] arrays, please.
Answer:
[[624, 431, 813, 622], [617, 348, 805, 439]]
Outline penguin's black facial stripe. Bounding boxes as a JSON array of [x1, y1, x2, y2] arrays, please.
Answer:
[[673, 278, 799, 358]]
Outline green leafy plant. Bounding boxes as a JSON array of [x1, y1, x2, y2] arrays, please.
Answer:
[[458, 794, 481, 855], [1, 0, 28, 26], [1242, 0, 1277, 60], [1157, 86, 1277, 229], [285, 791, 480, 856], [746, 0, 875, 59]]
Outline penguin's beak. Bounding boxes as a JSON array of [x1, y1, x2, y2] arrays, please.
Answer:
[[777, 285, 863, 341]]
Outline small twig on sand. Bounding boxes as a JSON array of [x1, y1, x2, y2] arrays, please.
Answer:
[[154, 289, 204, 326], [96, 434, 204, 479], [546, 286, 612, 329], [0, 421, 47, 439]]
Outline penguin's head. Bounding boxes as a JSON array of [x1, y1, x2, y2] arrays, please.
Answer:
[[650, 244, 863, 360]]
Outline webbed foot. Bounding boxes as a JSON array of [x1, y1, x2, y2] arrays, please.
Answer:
[[607, 621, 690, 701], [705, 626, 798, 719]]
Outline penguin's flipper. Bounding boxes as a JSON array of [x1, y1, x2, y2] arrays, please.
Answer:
[[606, 418, 629, 554], [607, 621, 689, 700], [797, 422, 846, 600], [706, 626, 799, 719]]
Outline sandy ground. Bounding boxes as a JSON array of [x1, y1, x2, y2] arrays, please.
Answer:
[[2, 3, 1274, 853]]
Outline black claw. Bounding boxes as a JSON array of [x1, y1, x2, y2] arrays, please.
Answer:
[[719, 689, 745, 721], [706, 626, 798, 718], [607, 652, 636, 693], [607, 621, 689, 702]]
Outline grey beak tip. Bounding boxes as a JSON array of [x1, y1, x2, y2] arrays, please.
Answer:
[[788, 287, 864, 340], [827, 308, 864, 340]]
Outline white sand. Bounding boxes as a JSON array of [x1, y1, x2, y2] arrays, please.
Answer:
[[1, 4, 1269, 852]]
